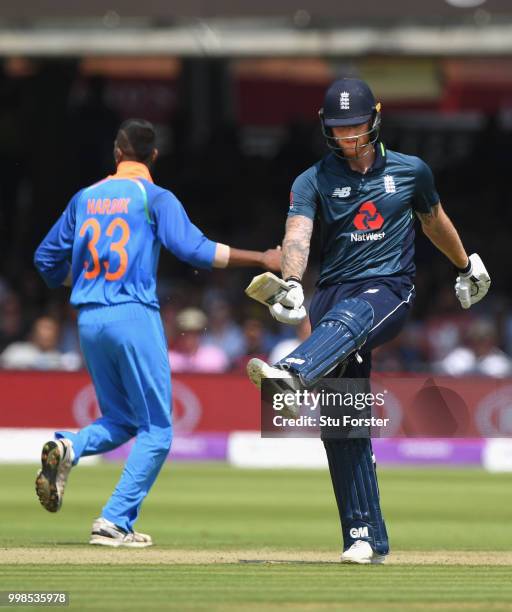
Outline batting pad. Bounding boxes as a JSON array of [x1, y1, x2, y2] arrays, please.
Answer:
[[276, 297, 374, 386], [323, 438, 389, 556]]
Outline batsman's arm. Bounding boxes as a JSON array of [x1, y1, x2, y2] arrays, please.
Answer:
[[281, 215, 314, 281], [416, 203, 469, 269]]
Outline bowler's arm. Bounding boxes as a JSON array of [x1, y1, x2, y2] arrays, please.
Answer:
[[416, 203, 469, 270], [281, 215, 314, 280], [214, 244, 281, 272]]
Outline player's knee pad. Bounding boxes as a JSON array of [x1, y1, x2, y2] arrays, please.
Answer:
[[276, 298, 374, 386], [323, 438, 389, 555]]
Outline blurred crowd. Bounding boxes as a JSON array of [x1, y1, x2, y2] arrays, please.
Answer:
[[1, 273, 512, 377], [1, 66, 512, 376]]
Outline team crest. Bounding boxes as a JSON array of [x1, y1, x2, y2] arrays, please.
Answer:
[[384, 175, 396, 193], [339, 92, 350, 110]]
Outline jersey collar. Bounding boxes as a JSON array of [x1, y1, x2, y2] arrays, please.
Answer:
[[110, 161, 154, 183], [372, 141, 387, 171], [327, 141, 387, 176]]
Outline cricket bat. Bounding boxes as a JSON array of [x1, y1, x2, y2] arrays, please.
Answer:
[[245, 272, 290, 306]]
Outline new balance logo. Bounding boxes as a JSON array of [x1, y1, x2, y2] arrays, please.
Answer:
[[350, 526, 369, 539], [339, 92, 350, 110], [332, 187, 351, 198], [384, 175, 396, 193]]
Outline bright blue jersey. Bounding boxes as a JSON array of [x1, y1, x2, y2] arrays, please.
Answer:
[[34, 162, 217, 308], [289, 143, 439, 285]]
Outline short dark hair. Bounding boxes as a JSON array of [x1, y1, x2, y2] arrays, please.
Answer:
[[115, 118, 156, 163]]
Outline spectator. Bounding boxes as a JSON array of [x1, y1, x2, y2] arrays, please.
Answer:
[[233, 318, 269, 372], [372, 324, 428, 372], [203, 299, 245, 362], [1, 316, 80, 370], [58, 304, 82, 358], [0, 291, 27, 352], [169, 308, 229, 373], [436, 319, 512, 377], [423, 286, 473, 361]]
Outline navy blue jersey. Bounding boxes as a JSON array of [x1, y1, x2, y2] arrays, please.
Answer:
[[288, 143, 439, 285]]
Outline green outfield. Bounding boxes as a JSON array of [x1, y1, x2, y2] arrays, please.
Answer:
[[1, 463, 512, 611]]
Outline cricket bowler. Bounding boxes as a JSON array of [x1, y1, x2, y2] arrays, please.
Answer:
[[34, 119, 280, 547], [247, 78, 491, 564]]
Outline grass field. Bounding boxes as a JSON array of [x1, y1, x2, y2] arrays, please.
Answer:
[[1, 463, 512, 611]]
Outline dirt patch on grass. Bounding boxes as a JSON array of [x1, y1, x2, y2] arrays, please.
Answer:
[[1, 548, 512, 566]]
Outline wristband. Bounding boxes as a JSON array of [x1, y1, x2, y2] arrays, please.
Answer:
[[284, 276, 302, 283], [456, 260, 472, 275]]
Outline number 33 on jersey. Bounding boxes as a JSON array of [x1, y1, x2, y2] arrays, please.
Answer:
[[79, 216, 130, 281]]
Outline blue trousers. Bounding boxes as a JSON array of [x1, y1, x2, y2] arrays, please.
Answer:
[[309, 276, 414, 554], [56, 303, 172, 532], [308, 275, 415, 376]]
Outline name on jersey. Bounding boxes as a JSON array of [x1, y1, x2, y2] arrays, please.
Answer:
[[87, 198, 131, 215]]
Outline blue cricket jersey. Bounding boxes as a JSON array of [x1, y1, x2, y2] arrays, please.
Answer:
[[34, 162, 217, 308], [289, 143, 439, 286]]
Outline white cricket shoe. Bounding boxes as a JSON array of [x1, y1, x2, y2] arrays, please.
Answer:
[[340, 540, 386, 565], [246, 357, 301, 418], [89, 517, 153, 548], [246, 357, 295, 389], [35, 439, 74, 513]]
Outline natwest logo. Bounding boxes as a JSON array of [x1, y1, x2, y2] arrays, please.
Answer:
[[353, 201, 384, 231]]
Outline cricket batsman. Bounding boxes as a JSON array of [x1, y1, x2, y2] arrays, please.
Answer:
[[247, 78, 491, 564], [34, 119, 280, 547]]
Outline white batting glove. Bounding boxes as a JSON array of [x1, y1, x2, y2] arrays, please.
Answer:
[[269, 302, 307, 325], [455, 253, 491, 310], [279, 279, 305, 309]]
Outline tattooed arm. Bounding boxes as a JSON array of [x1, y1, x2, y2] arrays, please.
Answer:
[[416, 202, 469, 269], [264, 214, 311, 324], [281, 215, 314, 280]]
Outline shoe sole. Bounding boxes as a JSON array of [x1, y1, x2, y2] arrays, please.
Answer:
[[340, 556, 386, 565], [35, 441, 62, 513], [247, 358, 265, 388], [89, 534, 153, 548], [120, 540, 153, 548], [247, 358, 302, 418]]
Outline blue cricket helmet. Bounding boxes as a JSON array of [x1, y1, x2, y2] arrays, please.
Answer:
[[319, 77, 382, 159]]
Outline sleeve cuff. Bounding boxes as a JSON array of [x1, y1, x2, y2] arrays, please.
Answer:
[[456, 259, 472, 276], [212, 243, 230, 268]]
